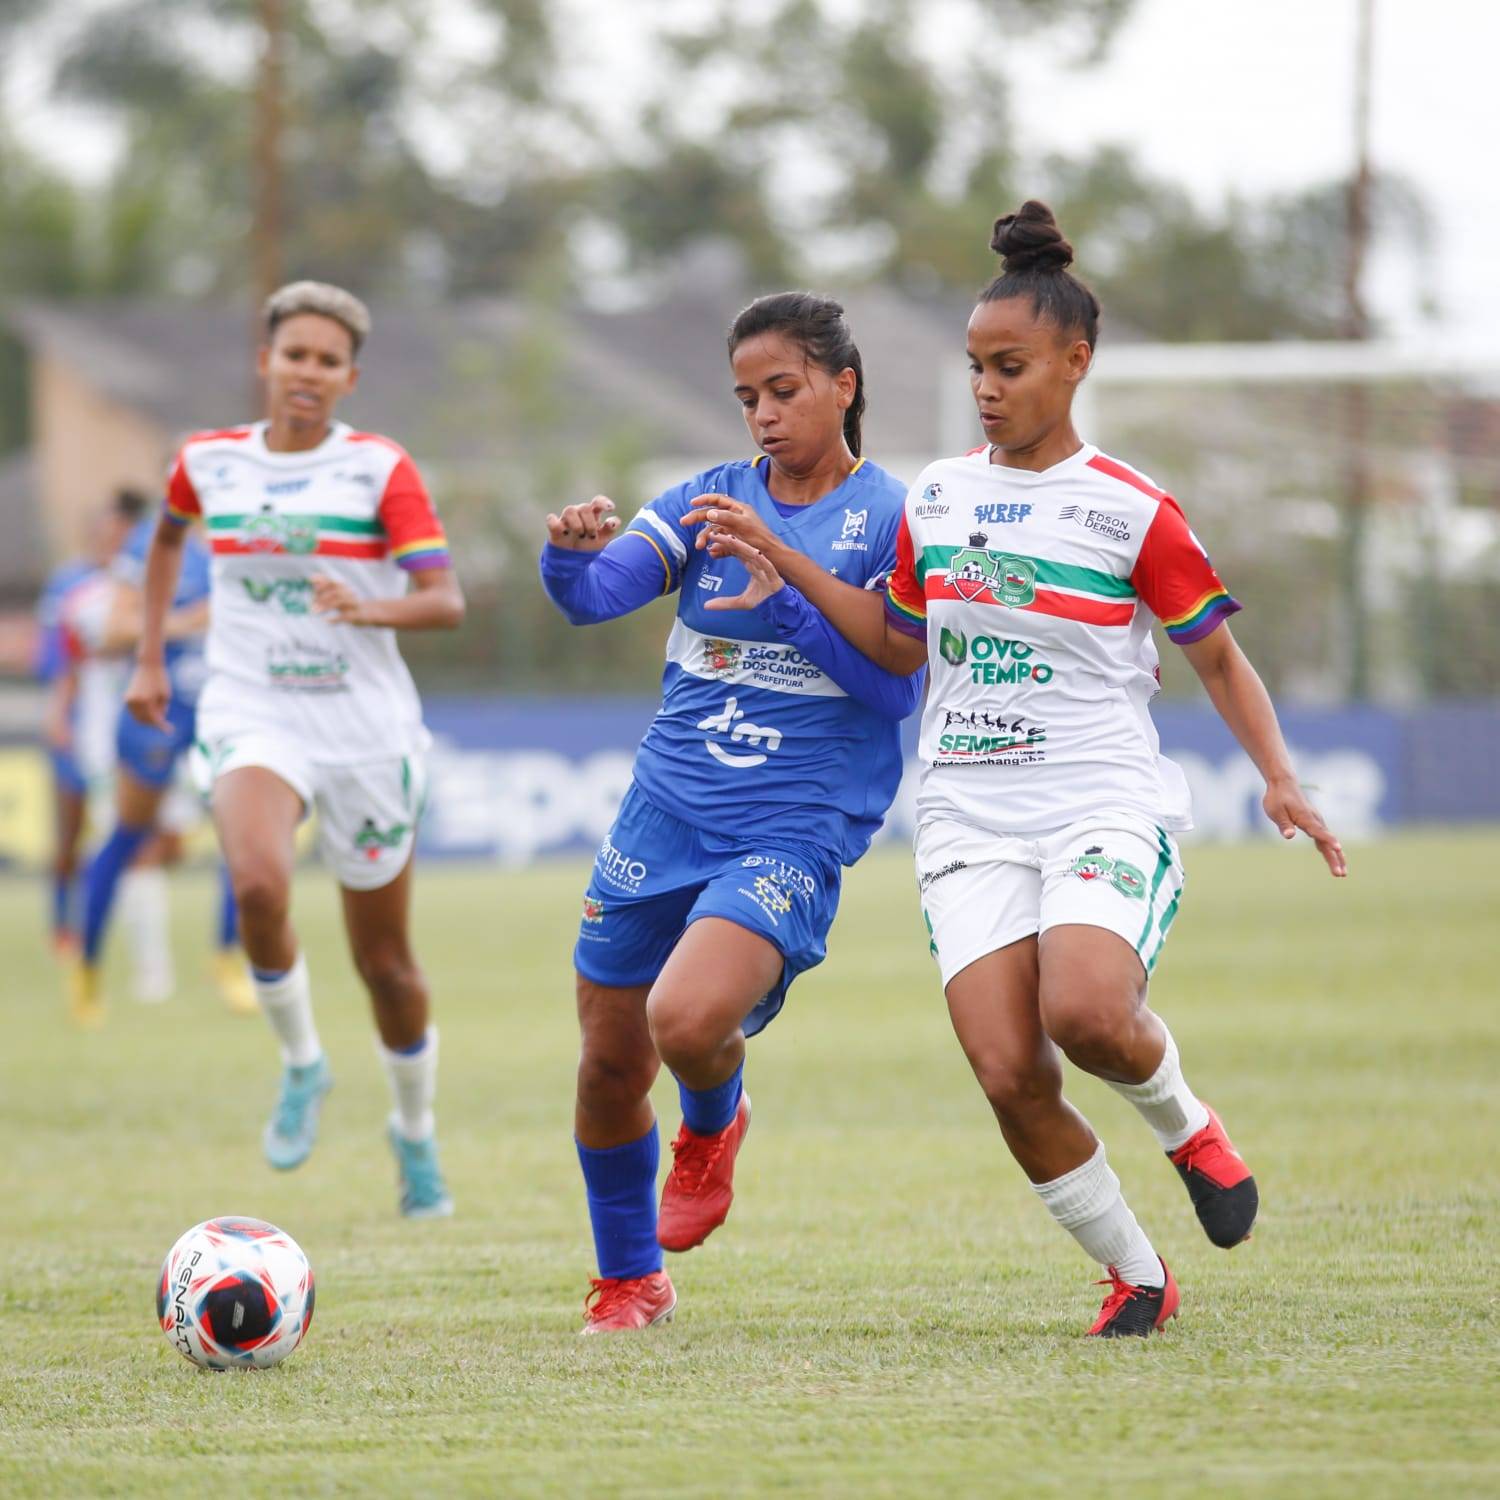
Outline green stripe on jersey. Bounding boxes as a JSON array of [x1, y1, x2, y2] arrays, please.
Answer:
[[206, 512, 382, 535], [915, 543, 1136, 599]]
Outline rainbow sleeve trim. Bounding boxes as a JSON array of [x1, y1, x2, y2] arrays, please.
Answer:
[[1163, 588, 1241, 644], [162, 498, 193, 525], [885, 584, 927, 641], [392, 536, 451, 571]]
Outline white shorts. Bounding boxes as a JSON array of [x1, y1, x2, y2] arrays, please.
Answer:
[[192, 732, 428, 892], [915, 814, 1185, 990]]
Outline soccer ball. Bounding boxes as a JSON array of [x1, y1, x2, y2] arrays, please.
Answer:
[[156, 1216, 315, 1370]]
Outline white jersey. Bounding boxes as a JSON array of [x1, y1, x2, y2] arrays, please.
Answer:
[[885, 444, 1240, 834], [164, 421, 451, 765]]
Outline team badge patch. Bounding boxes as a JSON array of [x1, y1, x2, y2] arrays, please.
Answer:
[[1067, 846, 1147, 900], [942, 532, 1037, 608]]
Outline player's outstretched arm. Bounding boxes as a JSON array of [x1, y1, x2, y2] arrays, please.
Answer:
[[124, 515, 188, 731], [1181, 626, 1347, 877], [539, 495, 678, 626]]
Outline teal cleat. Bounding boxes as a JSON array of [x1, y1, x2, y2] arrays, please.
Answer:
[[262, 1056, 333, 1171], [387, 1122, 454, 1219]]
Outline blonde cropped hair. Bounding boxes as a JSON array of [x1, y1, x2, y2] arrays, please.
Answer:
[[262, 280, 371, 355]]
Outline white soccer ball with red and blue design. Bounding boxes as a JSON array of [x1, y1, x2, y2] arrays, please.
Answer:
[[156, 1216, 315, 1370]]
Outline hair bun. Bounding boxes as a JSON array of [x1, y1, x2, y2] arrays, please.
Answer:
[[989, 200, 1074, 274]]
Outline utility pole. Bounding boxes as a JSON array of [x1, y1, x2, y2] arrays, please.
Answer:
[[1341, 0, 1375, 700], [250, 0, 286, 406]]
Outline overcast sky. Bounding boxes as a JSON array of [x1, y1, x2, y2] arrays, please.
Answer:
[[11, 0, 1492, 340], [1000, 0, 1497, 338]]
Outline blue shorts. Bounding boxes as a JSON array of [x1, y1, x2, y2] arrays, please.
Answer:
[[116, 696, 197, 790], [49, 746, 87, 798], [574, 783, 842, 1038]]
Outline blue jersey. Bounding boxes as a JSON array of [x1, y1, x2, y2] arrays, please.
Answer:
[[113, 517, 212, 704], [622, 457, 908, 866], [34, 559, 99, 682]]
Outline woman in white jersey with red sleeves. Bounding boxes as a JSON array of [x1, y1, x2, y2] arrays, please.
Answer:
[[125, 282, 465, 1218], [695, 201, 1345, 1336]]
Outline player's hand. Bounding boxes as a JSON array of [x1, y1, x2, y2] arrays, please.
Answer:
[[681, 494, 781, 560], [124, 660, 171, 732], [545, 496, 619, 551], [703, 531, 785, 612], [1264, 775, 1347, 877], [311, 575, 372, 625]]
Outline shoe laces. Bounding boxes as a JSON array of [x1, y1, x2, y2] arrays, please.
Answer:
[[666, 1123, 732, 1195], [1093, 1267, 1144, 1324], [1172, 1118, 1232, 1175], [584, 1276, 641, 1324]]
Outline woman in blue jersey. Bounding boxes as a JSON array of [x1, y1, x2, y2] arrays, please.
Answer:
[[540, 292, 924, 1334]]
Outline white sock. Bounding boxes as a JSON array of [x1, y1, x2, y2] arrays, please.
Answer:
[[382, 1026, 437, 1142], [121, 867, 174, 1002], [1033, 1141, 1164, 1288], [253, 953, 322, 1068], [1108, 1027, 1210, 1153]]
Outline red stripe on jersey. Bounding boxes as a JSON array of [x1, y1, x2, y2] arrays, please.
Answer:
[[210, 538, 386, 559], [1086, 453, 1167, 502], [965, 445, 987, 456], [923, 574, 1134, 626]]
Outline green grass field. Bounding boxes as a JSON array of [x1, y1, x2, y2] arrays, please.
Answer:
[[2, 832, 1498, 1498]]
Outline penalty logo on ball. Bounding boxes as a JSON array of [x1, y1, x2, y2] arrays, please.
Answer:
[[157, 1216, 314, 1371]]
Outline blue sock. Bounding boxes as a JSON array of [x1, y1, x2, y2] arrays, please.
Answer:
[[216, 865, 238, 950], [677, 1061, 744, 1136], [576, 1125, 662, 1280], [51, 871, 75, 939], [251, 964, 291, 983], [81, 823, 152, 965]]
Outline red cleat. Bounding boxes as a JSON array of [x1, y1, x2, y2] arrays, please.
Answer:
[[579, 1272, 677, 1335], [657, 1092, 752, 1252], [1169, 1105, 1258, 1248], [1087, 1258, 1180, 1338]]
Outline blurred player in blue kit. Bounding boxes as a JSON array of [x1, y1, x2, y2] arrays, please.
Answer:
[[541, 293, 925, 1333], [34, 489, 145, 953], [66, 507, 254, 1026]]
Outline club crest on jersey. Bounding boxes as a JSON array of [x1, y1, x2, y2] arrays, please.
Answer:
[[702, 638, 741, 674], [242, 505, 317, 556], [943, 532, 1037, 607], [840, 508, 867, 540]]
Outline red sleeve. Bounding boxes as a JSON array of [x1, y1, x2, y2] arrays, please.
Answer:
[[164, 449, 201, 523], [378, 454, 450, 571], [1130, 497, 1241, 645], [883, 512, 926, 640]]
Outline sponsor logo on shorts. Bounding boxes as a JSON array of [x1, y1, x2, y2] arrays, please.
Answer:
[[938, 628, 1055, 685], [355, 818, 410, 860], [595, 834, 647, 895], [917, 859, 967, 891], [581, 895, 605, 925], [1059, 505, 1132, 542], [1067, 846, 1147, 899], [734, 857, 813, 927]]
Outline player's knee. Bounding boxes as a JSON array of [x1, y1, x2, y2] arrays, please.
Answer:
[[644, 992, 727, 1070], [972, 1052, 1062, 1124], [1040, 993, 1132, 1067], [576, 1044, 655, 1113], [354, 945, 423, 1006], [231, 864, 290, 930]]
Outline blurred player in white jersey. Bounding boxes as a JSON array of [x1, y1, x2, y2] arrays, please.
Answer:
[[124, 282, 465, 1218], [703, 201, 1345, 1337]]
